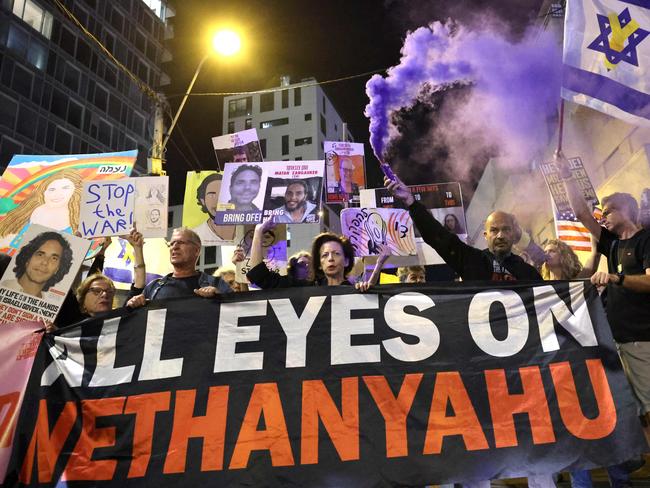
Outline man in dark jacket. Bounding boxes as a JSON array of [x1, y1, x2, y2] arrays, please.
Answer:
[[386, 176, 541, 281]]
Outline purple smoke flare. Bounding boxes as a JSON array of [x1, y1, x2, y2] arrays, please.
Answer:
[[365, 20, 562, 165]]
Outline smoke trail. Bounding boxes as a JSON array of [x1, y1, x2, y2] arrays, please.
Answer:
[[365, 20, 562, 165]]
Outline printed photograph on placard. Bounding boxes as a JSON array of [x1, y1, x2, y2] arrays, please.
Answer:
[[261, 161, 324, 224], [182, 171, 236, 245], [215, 163, 267, 225], [211, 128, 264, 169], [341, 208, 416, 257], [0, 225, 90, 324], [324, 141, 366, 204], [133, 176, 169, 238], [0, 151, 136, 256]]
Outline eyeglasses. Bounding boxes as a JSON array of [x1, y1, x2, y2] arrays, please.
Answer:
[[88, 286, 115, 298], [168, 239, 199, 248]]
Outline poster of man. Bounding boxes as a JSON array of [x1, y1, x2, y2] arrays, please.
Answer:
[[215, 163, 266, 225], [0, 224, 89, 324], [133, 176, 169, 238], [211, 128, 264, 169], [0, 151, 136, 255], [182, 171, 236, 245], [262, 161, 324, 224], [324, 141, 366, 204]]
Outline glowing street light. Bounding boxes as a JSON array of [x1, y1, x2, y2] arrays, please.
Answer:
[[157, 29, 243, 159]]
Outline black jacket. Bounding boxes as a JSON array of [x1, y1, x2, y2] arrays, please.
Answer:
[[409, 201, 541, 281]]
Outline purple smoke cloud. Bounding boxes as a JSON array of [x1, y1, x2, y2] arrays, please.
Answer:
[[365, 20, 562, 165]]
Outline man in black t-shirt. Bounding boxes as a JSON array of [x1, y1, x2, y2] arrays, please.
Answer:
[[126, 227, 231, 307], [559, 152, 650, 444]]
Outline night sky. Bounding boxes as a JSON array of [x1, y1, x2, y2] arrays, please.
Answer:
[[162, 0, 545, 204]]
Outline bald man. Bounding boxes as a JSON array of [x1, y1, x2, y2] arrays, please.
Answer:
[[386, 176, 541, 281]]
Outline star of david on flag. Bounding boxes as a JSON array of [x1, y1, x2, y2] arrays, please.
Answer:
[[562, 0, 650, 125]]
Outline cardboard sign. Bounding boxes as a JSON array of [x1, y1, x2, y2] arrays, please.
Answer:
[[0, 225, 90, 324], [79, 180, 136, 238], [540, 157, 599, 214], [324, 141, 366, 204], [234, 224, 287, 284], [133, 176, 169, 238], [341, 208, 416, 257], [212, 128, 264, 169]]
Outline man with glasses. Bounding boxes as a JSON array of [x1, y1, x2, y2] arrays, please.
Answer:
[[558, 151, 650, 482], [126, 227, 231, 308]]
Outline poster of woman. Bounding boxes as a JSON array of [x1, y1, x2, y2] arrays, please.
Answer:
[[0, 151, 136, 255]]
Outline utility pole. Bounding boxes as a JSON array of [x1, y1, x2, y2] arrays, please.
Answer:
[[148, 95, 166, 175]]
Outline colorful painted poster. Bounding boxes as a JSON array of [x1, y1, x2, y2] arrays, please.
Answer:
[[324, 141, 366, 204], [341, 208, 416, 257], [262, 161, 324, 224], [234, 224, 287, 284], [182, 172, 236, 245], [0, 151, 136, 256], [133, 176, 169, 238], [103, 237, 173, 291], [0, 321, 42, 484], [0, 225, 90, 324], [211, 128, 264, 169], [360, 182, 466, 265]]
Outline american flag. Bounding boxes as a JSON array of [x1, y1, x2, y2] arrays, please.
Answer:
[[554, 205, 601, 252]]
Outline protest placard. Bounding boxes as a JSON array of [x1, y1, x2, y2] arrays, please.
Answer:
[[0, 151, 135, 256], [133, 176, 169, 238], [182, 172, 236, 245], [234, 224, 287, 284], [341, 208, 416, 257], [211, 128, 264, 169], [324, 141, 366, 204], [79, 180, 136, 238], [0, 225, 89, 324]]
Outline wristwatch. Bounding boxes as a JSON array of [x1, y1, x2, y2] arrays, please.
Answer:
[[616, 273, 625, 286]]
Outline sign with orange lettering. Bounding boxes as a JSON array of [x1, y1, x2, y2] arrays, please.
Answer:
[[6, 282, 645, 486]]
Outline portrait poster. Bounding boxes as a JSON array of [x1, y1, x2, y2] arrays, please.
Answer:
[[0, 151, 136, 256], [0, 225, 90, 324], [341, 208, 416, 257], [262, 160, 324, 224], [182, 171, 236, 245], [103, 237, 173, 291], [211, 128, 264, 169], [215, 162, 268, 225], [234, 224, 287, 284], [0, 320, 42, 483], [133, 176, 169, 238], [360, 182, 466, 265], [324, 141, 366, 204]]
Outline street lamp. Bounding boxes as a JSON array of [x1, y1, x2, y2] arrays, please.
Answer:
[[149, 29, 242, 174]]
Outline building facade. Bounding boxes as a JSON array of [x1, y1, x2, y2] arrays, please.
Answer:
[[0, 0, 173, 171]]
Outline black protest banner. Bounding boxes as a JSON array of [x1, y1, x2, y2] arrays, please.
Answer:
[[6, 281, 646, 487]]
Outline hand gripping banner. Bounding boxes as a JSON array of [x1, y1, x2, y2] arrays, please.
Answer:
[[5, 281, 646, 487]]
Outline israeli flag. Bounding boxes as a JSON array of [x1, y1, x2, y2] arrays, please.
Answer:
[[562, 0, 650, 125]]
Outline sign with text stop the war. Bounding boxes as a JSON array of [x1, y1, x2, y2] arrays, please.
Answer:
[[79, 179, 135, 238]]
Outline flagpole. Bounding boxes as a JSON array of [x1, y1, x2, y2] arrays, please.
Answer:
[[557, 99, 565, 152]]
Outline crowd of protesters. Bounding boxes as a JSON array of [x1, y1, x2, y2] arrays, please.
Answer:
[[13, 149, 645, 487]]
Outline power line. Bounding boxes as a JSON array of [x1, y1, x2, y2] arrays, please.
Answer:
[[165, 68, 389, 98]]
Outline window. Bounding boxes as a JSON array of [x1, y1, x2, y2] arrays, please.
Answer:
[[75, 39, 91, 67], [322, 96, 326, 113], [26, 38, 47, 70], [51, 88, 67, 119], [245, 118, 252, 130], [228, 96, 252, 118], [304, 113, 312, 121], [6, 25, 28, 58], [281, 89, 288, 109], [260, 139, 267, 158], [260, 118, 288, 129], [0, 136, 23, 167], [17, 105, 36, 138], [54, 126, 72, 153], [295, 156, 303, 160], [59, 27, 76, 56], [227, 121, 235, 133], [295, 137, 312, 146], [260, 92, 274, 112], [320, 114, 326, 135], [94, 84, 108, 111], [12, 63, 33, 98], [110, 7, 124, 34], [98, 119, 111, 146], [132, 112, 144, 137], [12, 0, 53, 39], [294, 87, 301, 106], [282, 135, 289, 155], [67, 100, 83, 128], [0, 93, 18, 129]]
